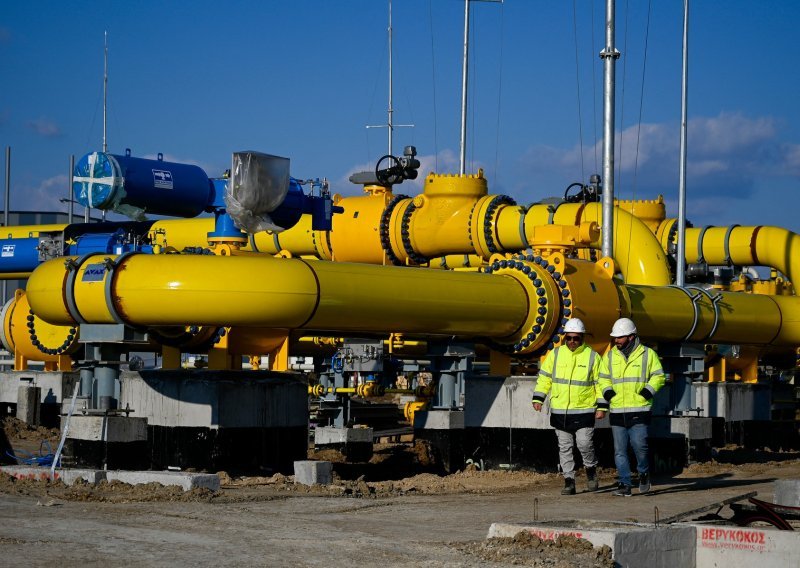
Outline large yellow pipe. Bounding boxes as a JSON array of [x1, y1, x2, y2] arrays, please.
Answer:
[[660, 222, 800, 286], [27, 254, 529, 339]]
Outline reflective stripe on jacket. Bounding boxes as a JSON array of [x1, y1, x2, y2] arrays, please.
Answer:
[[532, 343, 603, 414], [598, 343, 665, 413]]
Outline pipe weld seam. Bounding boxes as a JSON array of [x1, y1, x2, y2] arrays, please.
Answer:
[[104, 251, 140, 326]]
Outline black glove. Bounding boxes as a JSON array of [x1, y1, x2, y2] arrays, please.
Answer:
[[603, 389, 616, 402], [639, 388, 653, 401]]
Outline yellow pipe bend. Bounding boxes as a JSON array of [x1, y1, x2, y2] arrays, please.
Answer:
[[513, 202, 671, 286]]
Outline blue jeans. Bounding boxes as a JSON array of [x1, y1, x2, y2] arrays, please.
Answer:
[[611, 423, 649, 487]]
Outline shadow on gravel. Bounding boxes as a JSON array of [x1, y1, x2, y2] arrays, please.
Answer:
[[597, 473, 777, 497]]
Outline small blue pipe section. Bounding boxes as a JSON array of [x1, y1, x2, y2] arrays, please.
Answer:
[[0, 238, 40, 272]]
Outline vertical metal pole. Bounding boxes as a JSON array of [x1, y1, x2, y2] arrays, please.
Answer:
[[3, 147, 9, 304], [68, 155, 74, 224], [676, 0, 690, 287], [459, 0, 470, 175], [600, 0, 619, 259], [84, 203, 90, 223], [388, 0, 393, 157], [102, 31, 108, 153]]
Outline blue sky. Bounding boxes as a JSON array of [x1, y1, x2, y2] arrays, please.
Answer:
[[1, 1, 799, 233]]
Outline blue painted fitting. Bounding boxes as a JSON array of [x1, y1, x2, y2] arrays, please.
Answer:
[[559, 280, 568, 288], [521, 339, 530, 347], [563, 290, 571, 298], [492, 262, 500, 271], [547, 265, 555, 273], [540, 259, 548, 268], [547, 342, 555, 350], [536, 288, 546, 296], [527, 332, 535, 340], [534, 256, 542, 264], [552, 271, 561, 279], [553, 336, 560, 343], [536, 316, 545, 324], [563, 309, 571, 317], [499, 260, 508, 268], [526, 254, 534, 261], [533, 325, 542, 334], [533, 279, 542, 287], [538, 307, 547, 315], [522, 266, 531, 274], [564, 299, 572, 306], [208, 211, 246, 242]]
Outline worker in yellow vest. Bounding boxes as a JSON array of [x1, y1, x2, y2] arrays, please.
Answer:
[[598, 317, 666, 497], [532, 318, 607, 495]]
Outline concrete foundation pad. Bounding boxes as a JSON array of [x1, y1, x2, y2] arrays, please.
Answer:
[[0, 465, 104, 485], [488, 521, 696, 567], [668, 416, 712, 439], [294, 461, 332, 485], [314, 426, 373, 445], [105, 470, 220, 492], [774, 479, 800, 506], [414, 410, 464, 430], [0, 465, 219, 491], [62, 415, 148, 442]]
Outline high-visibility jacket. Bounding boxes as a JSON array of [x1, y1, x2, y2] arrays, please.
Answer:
[[598, 342, 666, 414], [532, 343, 604, 417]]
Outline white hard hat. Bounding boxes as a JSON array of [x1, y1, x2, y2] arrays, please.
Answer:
[[563, 318, 586, 334], [610, 318, 637, 337]]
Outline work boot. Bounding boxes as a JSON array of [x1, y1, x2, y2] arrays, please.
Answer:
[[639, 473, 650, 494], [612, 482, 631, 497], [586, 467, 599, 491], [561, 477, 576, 495]]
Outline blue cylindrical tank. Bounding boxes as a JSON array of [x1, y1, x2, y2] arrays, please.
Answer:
[[73, 150, 213, 218], [0, 238, 41, 272]]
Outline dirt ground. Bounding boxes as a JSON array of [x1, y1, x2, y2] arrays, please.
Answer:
[[1, 417, 799, 567]]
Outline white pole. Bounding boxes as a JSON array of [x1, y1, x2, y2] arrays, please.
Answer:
[[600, 0, 619, 259], [676, 0, 690, 287], [459, 0, 470, 175]]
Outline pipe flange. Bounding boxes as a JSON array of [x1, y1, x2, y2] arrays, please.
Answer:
[[400, 201, 428, 265], [483, 255, 562, 356], [27, 309, 77, 356], [379, 194, 408, 266], [483, 195, 516, 254]]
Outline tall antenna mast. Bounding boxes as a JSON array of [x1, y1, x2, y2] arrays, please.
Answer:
[[102, 31, 108, 153], [367, 0, 413, 157]]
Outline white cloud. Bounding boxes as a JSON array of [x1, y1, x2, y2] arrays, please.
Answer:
[[27, 116, 61, 138], [519, 112, 797, 199]]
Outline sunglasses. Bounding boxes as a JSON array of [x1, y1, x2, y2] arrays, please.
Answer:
[[564, 335, 583, 342]]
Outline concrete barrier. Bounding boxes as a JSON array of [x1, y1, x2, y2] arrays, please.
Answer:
[[773, 479, 800, 507], [693, 524, 800, 567], [294, 460, 333, 485], [0, 465, 220, 491], [488, 521, 696, 567], [0, 465, 104, 485]]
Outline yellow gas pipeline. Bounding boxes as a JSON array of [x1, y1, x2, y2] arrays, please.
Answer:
[[657, 221, 800, 287], [26, 250, 800, 361]]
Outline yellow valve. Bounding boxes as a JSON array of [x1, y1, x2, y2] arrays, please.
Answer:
[[404, 401, 428, 424]]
